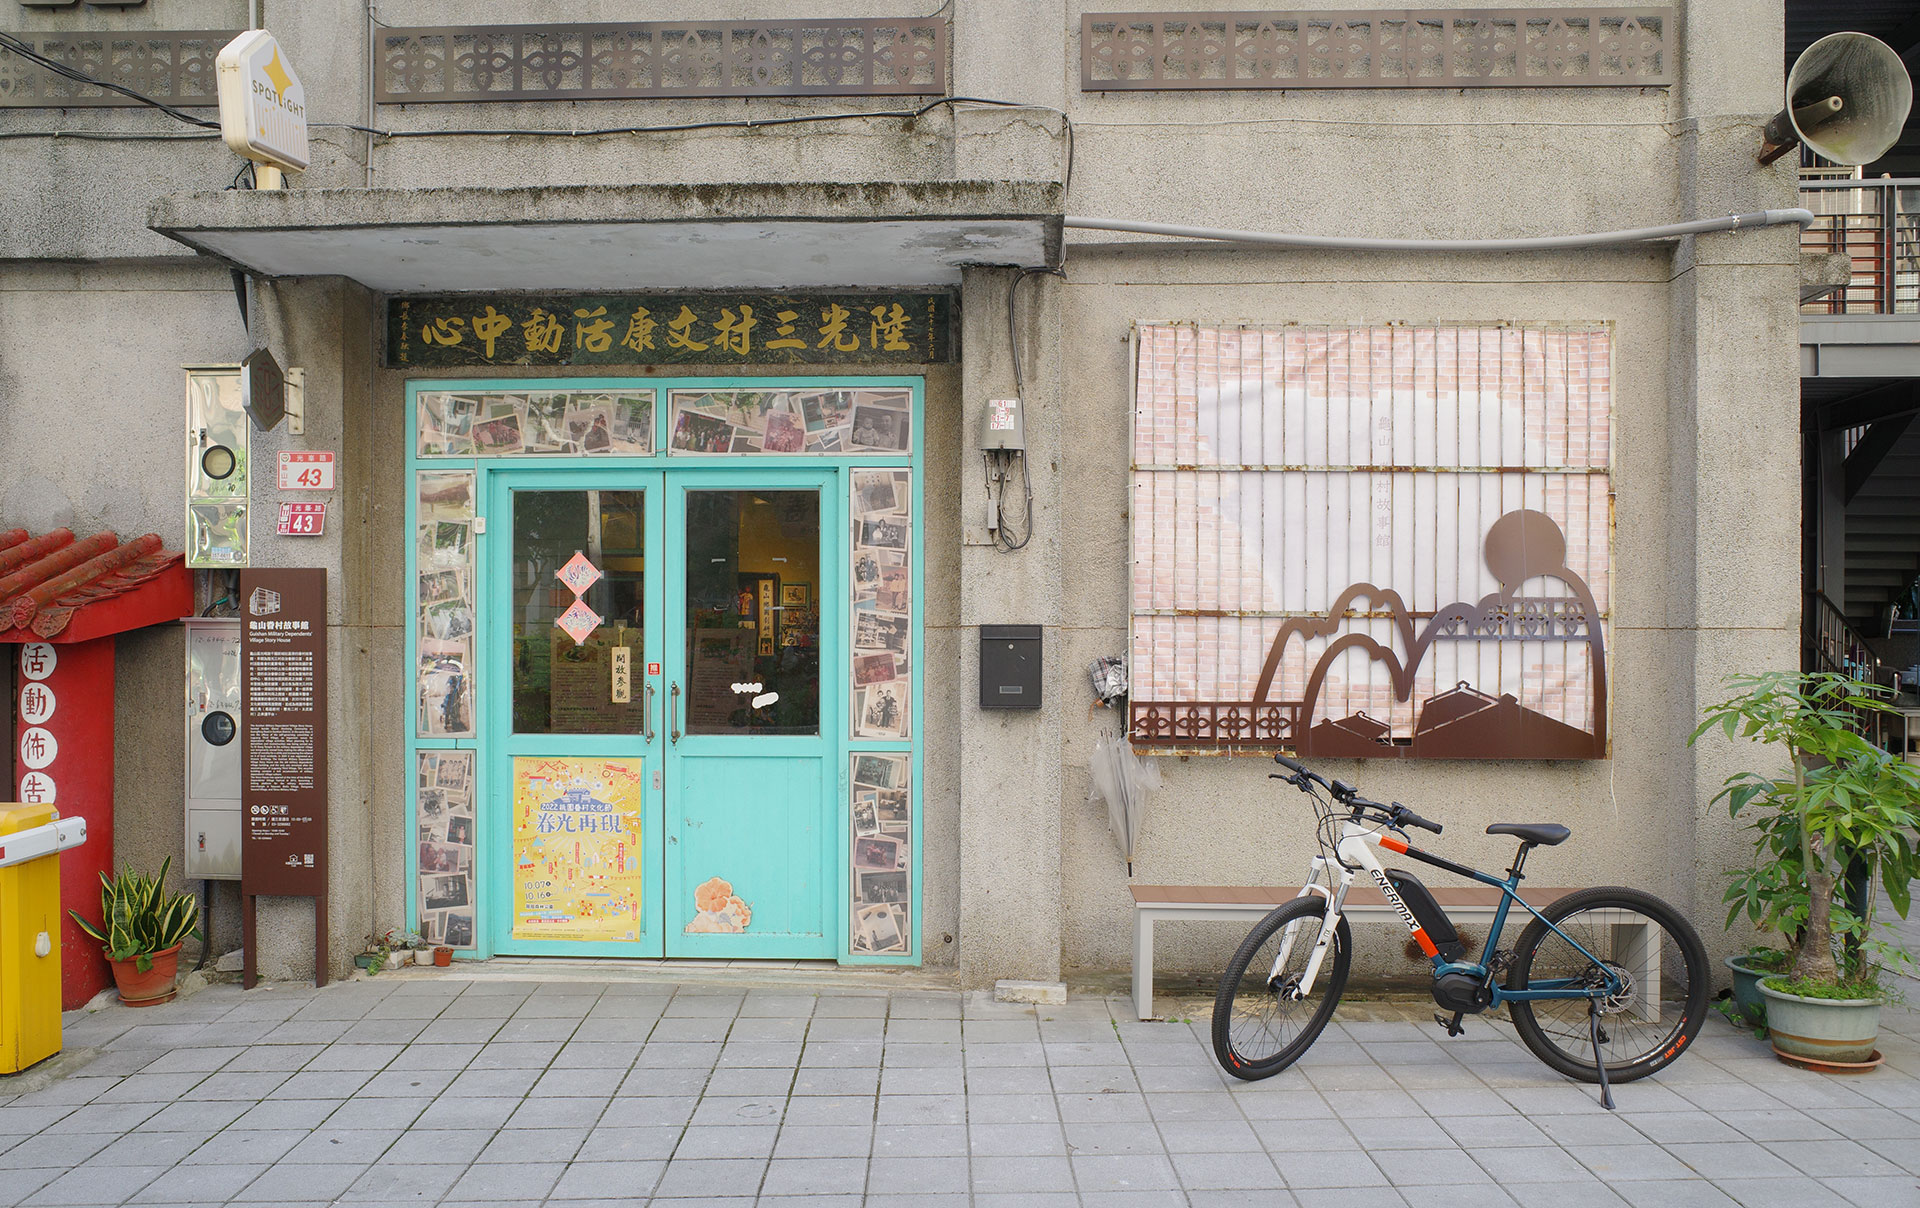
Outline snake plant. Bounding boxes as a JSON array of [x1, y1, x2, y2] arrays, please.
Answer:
[[68, 856, 201, 973]]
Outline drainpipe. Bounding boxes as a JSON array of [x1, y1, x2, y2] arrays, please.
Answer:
[[1062, 209, 1815, 252]]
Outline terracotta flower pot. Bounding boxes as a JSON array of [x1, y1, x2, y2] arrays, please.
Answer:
[[109, 943, 182, 1007], [433, 946, 453, 967]]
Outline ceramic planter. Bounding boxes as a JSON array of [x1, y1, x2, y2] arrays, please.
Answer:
[[109, 943, 182, 1007], [1724, 954, 1780, 1020], [414, 948, 435, 966], [1757, 979, 1882, 1066]]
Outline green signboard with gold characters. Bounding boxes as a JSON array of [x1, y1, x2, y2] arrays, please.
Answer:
[[387, 293, 955, 368]]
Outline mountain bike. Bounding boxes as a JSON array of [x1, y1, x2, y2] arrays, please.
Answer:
[[1211, 755, 1709, 1108]]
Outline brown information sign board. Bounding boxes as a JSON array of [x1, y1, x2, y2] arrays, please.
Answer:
[[386, 291, 956, 368], [240, 569, 328, 899]]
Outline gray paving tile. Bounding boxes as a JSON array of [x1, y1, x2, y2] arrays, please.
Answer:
[[282, 1128, 402, 1164], [381, 1128, 491, 1164], [230, 1160, 371, 1202], [20, 1162, 165, 1205], [1568, 1144, 1705, 1182], [179, 1130, 304, 1165], [1273, 1148, 1390, 1188], [867, 1154, 971, 1193], [1172, 1149, 1285, 1190], [674, 1123, 780, 1159], [547, 1161, 667, 1200], [504, 1094, 608, 1129], [412, 1094, 520, 1130], [650, 1157, 768, 1198], [773, 1125, 873, 1159], [582, 1125, 686, 1161], [1371, 1147, 1490, 1184], [1073, 1152, 1182, 1192], [872, 1124, 969, 1158], [126, 1161, 265, 1203], [443, 1160, 568, 1201], [760, 1157, 869, 1196], [970, 1154, 1075, 1194], [321, 1095, 433, 1130], [336, 1160, 467, 1202]]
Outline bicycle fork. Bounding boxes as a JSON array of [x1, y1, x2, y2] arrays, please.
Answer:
[[1268, 856, 1352, 999]]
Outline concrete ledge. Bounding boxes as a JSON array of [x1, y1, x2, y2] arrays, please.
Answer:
[[147, 179, 1064, 291], [993, 979, 1067, 1005]]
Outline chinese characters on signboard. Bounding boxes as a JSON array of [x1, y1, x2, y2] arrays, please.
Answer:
[[388, 293, 955, 368], [240, 568, 328, 898]]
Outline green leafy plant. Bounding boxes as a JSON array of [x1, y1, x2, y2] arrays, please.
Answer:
[[1691, 672, 1920, 991], [67, 856, 201, 974]]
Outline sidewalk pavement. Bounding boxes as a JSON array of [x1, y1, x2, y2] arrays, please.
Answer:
[[1, 965, 1916, 1208]]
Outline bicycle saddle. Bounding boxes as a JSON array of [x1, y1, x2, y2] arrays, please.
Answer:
[[1486, 822, 1570, 846]]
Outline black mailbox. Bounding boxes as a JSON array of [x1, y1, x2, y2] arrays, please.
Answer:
[[979, 625, 1042, 709]]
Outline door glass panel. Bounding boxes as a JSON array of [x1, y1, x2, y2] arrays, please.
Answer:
[[512, 489, 647, 735], [684, 490, 820, 735]]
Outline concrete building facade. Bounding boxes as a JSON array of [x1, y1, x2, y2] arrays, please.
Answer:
[[0, 0, 1809, 991]]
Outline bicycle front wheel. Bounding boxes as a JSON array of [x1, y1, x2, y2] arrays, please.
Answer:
[[1211, 896, 1351, 1081], [1505, 886, 1709, 1083]]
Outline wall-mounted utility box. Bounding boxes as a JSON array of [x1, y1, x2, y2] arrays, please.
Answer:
[[183, 617, 242, 881], [979, 625, 1042, 709]]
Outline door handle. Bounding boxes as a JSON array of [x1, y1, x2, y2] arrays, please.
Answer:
[[643, 682, 656, 743], [670, 682, 682, 745]]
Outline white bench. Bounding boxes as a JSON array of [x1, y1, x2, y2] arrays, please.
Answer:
[[1130, 883, 1632, 1021]]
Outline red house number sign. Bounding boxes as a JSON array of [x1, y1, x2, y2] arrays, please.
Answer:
[[278, 451, 335, 490], [277, 502, 326, 536]]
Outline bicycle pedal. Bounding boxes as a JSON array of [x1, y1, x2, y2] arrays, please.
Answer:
[[1433, 1011, 1466, 1037]]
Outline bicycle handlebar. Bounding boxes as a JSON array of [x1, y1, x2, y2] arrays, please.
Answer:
[[1272, 753, 1442, 834]]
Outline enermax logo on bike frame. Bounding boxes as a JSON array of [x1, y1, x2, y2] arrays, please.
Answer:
[[1368, 868, 1436, 957]]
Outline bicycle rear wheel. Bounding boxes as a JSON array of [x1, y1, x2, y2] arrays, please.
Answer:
[[1505, 886, 1709, 1083], [1211, 896, 1351, 1081]]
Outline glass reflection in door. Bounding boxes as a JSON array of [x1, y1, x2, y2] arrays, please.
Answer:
[[683, 490, 820, 735], [511, 489, 647, 735]]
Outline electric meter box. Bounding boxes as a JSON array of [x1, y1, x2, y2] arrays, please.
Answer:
[[979, 624, 1042, 709], [184, 617, 242, 880]]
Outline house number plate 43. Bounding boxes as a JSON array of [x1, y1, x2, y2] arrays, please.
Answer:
[[276, 502, 326, 536]]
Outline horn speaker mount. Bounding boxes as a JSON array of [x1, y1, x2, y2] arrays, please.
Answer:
[[1760, 32, 1912, 167]]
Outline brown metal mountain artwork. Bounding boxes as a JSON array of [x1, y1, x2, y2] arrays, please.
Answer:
[[1245, 509, 1606, 761]]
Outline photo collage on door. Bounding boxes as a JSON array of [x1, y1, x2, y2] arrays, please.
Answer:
[[416, 749, 477, 948], [850, 469, 912, 740], [416, 469, 477, 738], [668, 388, 912, 455], [849, 467, 913, 955], [850, 752, 911, 955], [417, 389, 655, 457]]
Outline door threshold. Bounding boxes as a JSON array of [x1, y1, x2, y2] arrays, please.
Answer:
[[434, 956, 956, 993]]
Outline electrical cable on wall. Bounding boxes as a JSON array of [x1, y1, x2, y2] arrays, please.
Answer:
[[987, 266, 1065, 553]]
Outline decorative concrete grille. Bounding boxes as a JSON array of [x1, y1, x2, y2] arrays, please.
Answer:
[[0, 30, 234, 107], [375, 18, 946, 102], [1128, 324, 1613, 758], [1082, 9, 1671, 90]]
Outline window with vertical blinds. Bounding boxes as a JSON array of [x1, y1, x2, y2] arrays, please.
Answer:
[[1128, 324, 1612, 759]]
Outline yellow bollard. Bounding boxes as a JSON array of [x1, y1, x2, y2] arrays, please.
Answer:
[[1, 803, 68, 1074]]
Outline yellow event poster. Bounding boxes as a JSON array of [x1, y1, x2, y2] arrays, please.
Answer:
[[512, 756, 645, 942]]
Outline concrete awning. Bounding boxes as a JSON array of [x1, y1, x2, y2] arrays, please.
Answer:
[[149, 180, 1063, 292]]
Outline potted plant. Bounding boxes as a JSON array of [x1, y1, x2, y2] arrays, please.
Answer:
[[355, 932, 392, 975], [1692, 671, 1920, 1069], [68, 856, 201, 1008]]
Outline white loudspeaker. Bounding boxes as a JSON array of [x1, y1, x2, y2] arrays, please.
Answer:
[[1761, 32, 1913, 167]]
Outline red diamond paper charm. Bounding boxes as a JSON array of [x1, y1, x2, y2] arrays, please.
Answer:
[[556, 550, 602, 597], [556, 599, 603, 646]]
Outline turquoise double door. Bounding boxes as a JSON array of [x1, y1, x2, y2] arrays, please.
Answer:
[[484, 466, 842, 958]]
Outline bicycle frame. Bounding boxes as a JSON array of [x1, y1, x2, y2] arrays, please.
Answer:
[[1271, 820, 1626, 1007]]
